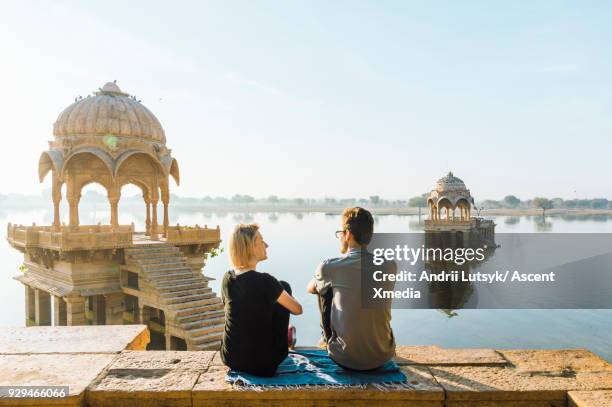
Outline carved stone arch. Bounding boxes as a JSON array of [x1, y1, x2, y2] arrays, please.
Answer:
[[455, 198, 471, 209], [118, 179, 150, 196], [76, 179, 111, 198], [169, 159, 180, 186], [61, 147, 114, 181], [159, 155, 179, 186], [38, 150, 64, 182], [437, 197, 453, 208], [114, 149, 165, 179]]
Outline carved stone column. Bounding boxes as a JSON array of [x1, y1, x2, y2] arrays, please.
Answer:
[[144, 193, 151, 236], [34, 289, 52, 326], [66, 179, 80, 230], [53, 296, 67, 326], [109, 190, 121, 229], [151, 195, 159, 240], [51, 173, 61, 229], [104, 292, 124, 325], [138, 304, 147, 325], [65, 296, 86, 326], [25, 285, 36, 326], [165, 323, 172, 350], [162, 198, 169, 238]]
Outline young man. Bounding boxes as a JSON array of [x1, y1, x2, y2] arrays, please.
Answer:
[[307, 207, 396, 371]]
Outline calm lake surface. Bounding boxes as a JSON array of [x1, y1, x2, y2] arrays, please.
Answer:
[[2, 207, 612, 361]]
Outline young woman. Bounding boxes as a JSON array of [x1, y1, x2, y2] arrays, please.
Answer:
[[220, 223, 303, 377]]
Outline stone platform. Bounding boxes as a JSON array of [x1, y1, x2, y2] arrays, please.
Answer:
[[1, 326, 611, 406]]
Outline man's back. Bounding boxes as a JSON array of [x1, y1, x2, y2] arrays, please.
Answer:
[[315, 247, 396, 370]]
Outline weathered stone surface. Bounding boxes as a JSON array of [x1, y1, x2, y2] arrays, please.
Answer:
[[445, 401, 566, 407], [499, 349, 612, 374], [209, 351, 223, 367], [395, 346, 506, 366], [569, 390, 612, 407], [0, 353, 116, 407], [105, 350, 214, 370], [431, 365, 612, 402], [0, 325, 149, 354], [87, 350, 213, 407], [192, 365, 443, 406], [87, 369, 200, 407]]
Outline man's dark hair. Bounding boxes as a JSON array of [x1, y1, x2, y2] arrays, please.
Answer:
[[342, 207, 374, 245]]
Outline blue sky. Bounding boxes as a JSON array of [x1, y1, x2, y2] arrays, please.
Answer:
[[1, 1, 611, 199]]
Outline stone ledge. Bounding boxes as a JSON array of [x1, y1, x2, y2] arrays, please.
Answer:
[[2, 327, 612, 407], [569, 390, 612, 407], [0, 325, 149, 355], [0, 353, 117, 407], [395, 345, 506, 366]]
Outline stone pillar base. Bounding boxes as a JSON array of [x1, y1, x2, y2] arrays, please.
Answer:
[[65, 296, 86, 326], [34, 289, 52, 326]]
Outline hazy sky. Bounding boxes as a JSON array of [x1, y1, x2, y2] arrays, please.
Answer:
[[1, 1, 611, 200]]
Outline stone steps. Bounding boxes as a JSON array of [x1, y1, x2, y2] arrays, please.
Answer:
[[147, 271, 196, 281], [164, 291, 216, 304], [157, 280, 209, 292], [180, 312, 225, 330], [160, 287, 212, 298], [193, 339, 222, 351], [125, 248, 180, 257], [136, 257, 186, 265], [141, 262, 188, 271], [190, 326, 225, 346], [142, 264, 192, 273], [124, 244, 224, 350], [175, 301, 224, 320], [170, 296, 221, 310], [186, 323, 225, 338]]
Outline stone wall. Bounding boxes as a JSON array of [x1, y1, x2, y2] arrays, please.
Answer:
[[1, 326, 611, 406]]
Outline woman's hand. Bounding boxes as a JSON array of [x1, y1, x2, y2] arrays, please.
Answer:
[[277, 290, 303, 315]]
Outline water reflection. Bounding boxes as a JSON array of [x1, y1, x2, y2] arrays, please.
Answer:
[[504, 216, 520, 225], [534, 216, 553, 232]]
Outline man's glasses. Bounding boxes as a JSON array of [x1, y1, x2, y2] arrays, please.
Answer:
[[335, 230, 346, 239]]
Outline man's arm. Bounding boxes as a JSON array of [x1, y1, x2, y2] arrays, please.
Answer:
[[307, 278, 318, 294], [307, 261, 331, 294]]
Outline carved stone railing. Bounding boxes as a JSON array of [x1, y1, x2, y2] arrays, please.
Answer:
[[424, 218, 495, 228], [165, 224, 221, 244], [7, 223, 134, 251], [425, 219, 475, 226]]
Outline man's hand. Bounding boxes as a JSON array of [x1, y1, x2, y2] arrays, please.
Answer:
[[307, 278, 318, 294]]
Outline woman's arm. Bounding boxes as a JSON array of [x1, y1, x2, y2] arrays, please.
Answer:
[[306, 278, 318, 294], [277, 290, 303, 315]]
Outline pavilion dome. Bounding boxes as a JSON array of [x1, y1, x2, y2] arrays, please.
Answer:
[[435, 171, 468, 193], [53, 82, 166, 144]]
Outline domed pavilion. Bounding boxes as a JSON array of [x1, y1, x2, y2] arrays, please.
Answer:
[[427, 172, 474, 222], [424, 171, 495, 247], [39, 81, 179, 238], [8, 82, 224, 351]]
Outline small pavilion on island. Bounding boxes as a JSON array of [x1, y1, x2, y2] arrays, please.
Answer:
[[424, 172, 495, 247], [7, 82, 224, 351]]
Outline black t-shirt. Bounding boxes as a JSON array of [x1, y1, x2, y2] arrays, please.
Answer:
[[220, 270, 285, 376]]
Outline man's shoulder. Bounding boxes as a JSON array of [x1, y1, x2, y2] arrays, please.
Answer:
[[319, 256, 349, 270]]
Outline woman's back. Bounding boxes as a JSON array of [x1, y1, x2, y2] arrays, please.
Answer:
[[220, 270, 287, 376]]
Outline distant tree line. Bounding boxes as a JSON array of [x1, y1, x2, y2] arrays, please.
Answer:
[[476, 195, 612, 211], [405, 194, 612, 216], [1, 190, 611, 214]]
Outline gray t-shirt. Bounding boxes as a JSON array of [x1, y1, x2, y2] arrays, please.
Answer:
[[314, 247, 396, 370]]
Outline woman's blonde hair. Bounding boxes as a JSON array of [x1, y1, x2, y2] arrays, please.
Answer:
[[228, 223, 260, 269]]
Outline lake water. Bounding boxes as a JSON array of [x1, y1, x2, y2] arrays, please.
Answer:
[[2, 207, 612, 361]]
